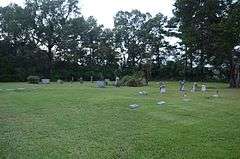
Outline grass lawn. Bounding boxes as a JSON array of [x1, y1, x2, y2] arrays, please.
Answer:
[[0, 82, 240, 159]]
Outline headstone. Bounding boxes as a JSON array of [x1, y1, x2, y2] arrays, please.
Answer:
[[115, 77, 120, 86], [201, 84, 207, 92], [90, 76, 93, 83], [183, 98, 190, 102], [212, 90, 219, 97], [139, 91, 147, 96], [41, 79, 50, 84], [105, 79, 110, 86], [179, 80, 185, 92], [181, 92, 187, 97], [157, 101, 166, 105], [79, 77, 83, 84], [160, 82, 166, 94], [141, 78, 147, 86], [96, 81, 105, 88], [57, 79, 64, 84], [129, 104, 140, 109], [6, 89, 15, 91], [191, 82, 197, 92], [17, 88, 26, 90]]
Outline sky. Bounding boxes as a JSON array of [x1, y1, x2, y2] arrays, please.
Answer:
[[0, 0, 175, 28]]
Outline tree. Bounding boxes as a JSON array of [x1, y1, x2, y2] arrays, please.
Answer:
[[114, 10, 151, 70], [25, 0, 80, 77], [173, 0, 240, 84]]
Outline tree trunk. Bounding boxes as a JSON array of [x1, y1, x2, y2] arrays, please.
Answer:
[[47, 45, 53, 78], [189, 52, 194, 81], [229, 62, 240, 88], [199, 53, 205, 82], [184, 54, 188, 81]]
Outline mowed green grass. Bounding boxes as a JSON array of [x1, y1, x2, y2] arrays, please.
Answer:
[[0, 82, 240, 159]]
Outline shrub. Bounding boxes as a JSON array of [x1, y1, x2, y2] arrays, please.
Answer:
[[127, 78, 144, 87], [27, 76, 40, 84], [118, 75, 145, 87]]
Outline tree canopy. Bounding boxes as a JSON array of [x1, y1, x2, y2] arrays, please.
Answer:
[[0, 0, 239, 87]]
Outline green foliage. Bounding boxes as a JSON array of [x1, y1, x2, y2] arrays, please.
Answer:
[[173, 0, 240, 84], [118, 73, 146, 87], [0, 0, 239, 83]]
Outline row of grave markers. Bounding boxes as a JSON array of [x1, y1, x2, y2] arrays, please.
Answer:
[[160, 81, 207, 94]]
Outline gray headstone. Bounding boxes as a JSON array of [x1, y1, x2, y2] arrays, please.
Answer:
[[105, 79, 110, 86], [41, 79, 50, 84], [90, 76, 93, 83], [139, 91, 147, 95], [160, 82, 166, 94], [183, 98, 190, 102], [6, 89, 15, 91], [96, 81, 105, 88], [129, 104, 140, 109], [57, 79, 64, 84], [179, 80, 185, 92], [79, 77, 83, 84], [17, 88, 26, 90]]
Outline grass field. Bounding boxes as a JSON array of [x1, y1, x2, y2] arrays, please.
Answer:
[[0, 82, 240, 159]]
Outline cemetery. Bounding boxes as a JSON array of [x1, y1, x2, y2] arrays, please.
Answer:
[[0, 0, 240, 158], [0, 81, 240, 158]]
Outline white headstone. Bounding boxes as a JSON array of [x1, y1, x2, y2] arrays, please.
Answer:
[[115, 77, 120, 86], [201, 85, 207, 92], [41, 79, 50, 84], [157, 101, 166, 105], [191, 82, 197, 92], [212, 90, 219, 97], [129, 104, 140, 109], [160, 86, 166, 94]]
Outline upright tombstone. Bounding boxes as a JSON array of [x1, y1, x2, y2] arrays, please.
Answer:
[[160, 81, 166, 94], [115, 77, 120, 87], [105, 79, 110, 86], [179, 80, 185, 92], [57, 79, 64, 84], [90, 76, 93, 83], [213, 90, 219, 97], [96, 81, 105, 88], [79, 77, 83, 84], [41, 79, 50, 84], [201, 84, 207, 92], [191, 82, 197, 92]]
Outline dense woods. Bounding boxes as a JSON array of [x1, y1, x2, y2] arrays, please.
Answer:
[[0, 0, 239, 87]]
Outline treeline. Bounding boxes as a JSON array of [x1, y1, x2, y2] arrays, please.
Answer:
[[0, 0, 239, 87]]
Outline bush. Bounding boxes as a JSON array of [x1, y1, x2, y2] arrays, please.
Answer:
[[27, 76, 40, 84], [127, 78, 144, 87], [118, 75, 145, 87]]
